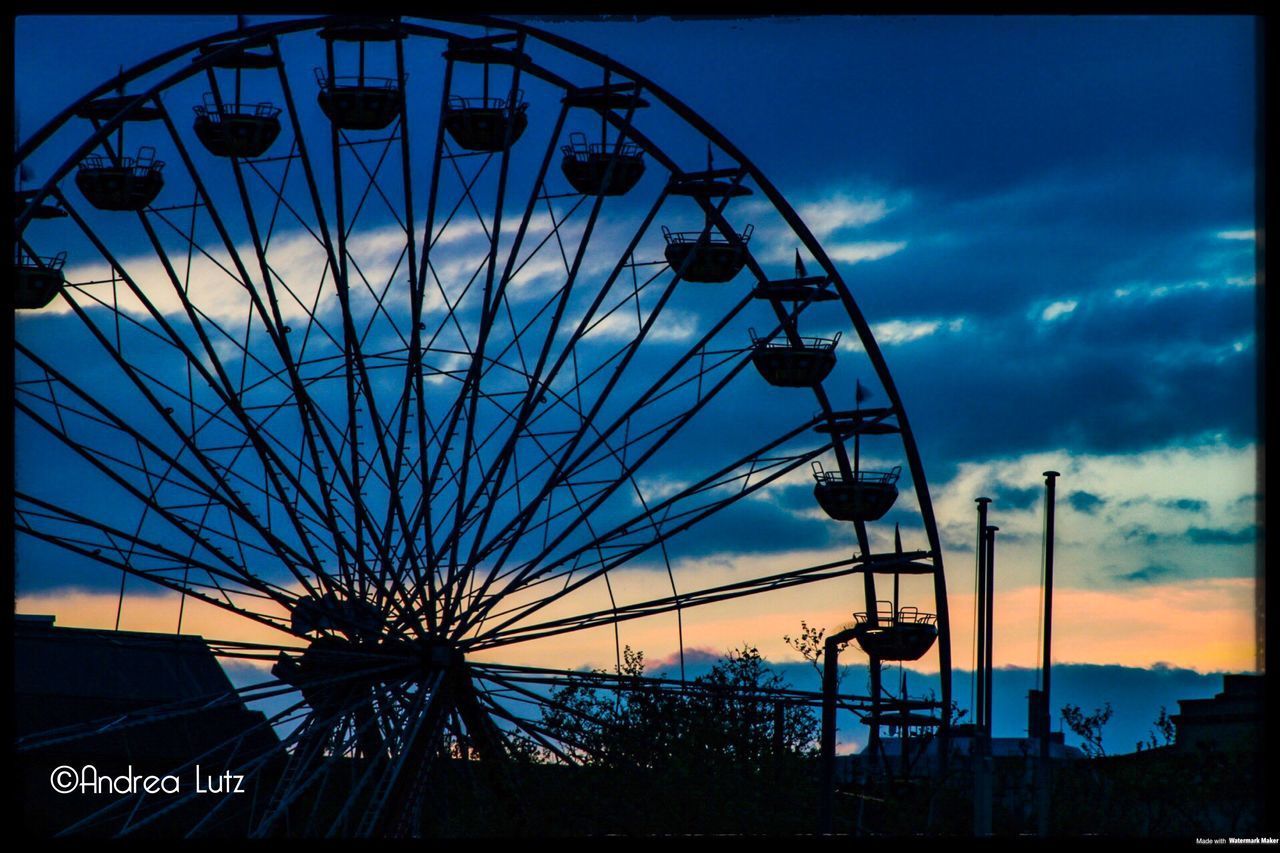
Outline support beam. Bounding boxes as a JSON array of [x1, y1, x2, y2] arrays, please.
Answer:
[[818, 625, 858, 835]]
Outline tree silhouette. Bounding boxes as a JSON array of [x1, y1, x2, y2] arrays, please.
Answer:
[[542, 645, 818, 771], [529, 645, 821, 833], [1061, 702, 1113, 758]]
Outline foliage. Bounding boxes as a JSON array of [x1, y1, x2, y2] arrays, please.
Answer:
[[933, 691, 969, 728], [1134, 705, 1178, 753], [541, 644, 818, 772], [1048, 739, 1260, 836], [514, 644, 822, 833], [1152, 705, 1176, 747], [1060, 701, 1113, 758], [783, 620, 832, 681]]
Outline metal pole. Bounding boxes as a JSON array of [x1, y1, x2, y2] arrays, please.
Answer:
[[1038, 470, 1060, 835], [984, 524, 998, 738], [1041, 471, 1059, 742], [975, 498, 990, 732], [819, 627, 857, 834], [974, 522, 997, 837]]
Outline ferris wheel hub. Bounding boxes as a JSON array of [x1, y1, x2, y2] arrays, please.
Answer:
[[272, 632, 463, 715]]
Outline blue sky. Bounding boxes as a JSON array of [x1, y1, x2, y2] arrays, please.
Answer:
[[13, 15, 1260, 755]]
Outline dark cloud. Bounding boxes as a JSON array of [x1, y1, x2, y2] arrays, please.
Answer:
[[614, 17, 1256, 201], [940, 525, 978, 554], [893, 311, 1256, 480], [1121, 527, 1160, 547], [660, 497, 851, 560], [842, 159, 1255, 327], [1069, 491, 1106, 515], [1162, 498, 1208, 513], [1187, 525, 1258, 546], [990, 483, 1041, 511], [1119, 564, 1178, 583]]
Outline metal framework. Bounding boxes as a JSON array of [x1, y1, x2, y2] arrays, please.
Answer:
[[14, 14, 952, 837]]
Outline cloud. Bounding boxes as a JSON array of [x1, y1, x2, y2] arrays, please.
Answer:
[[928, 440, 1258, 595], [835, 316, 966, 351], [795, 192, 892, 240], [824, 240, 906, 265], [579, 307, 699, 344], [941, 578, 1254, 673], [990, 482, 1042, 511], [1040, 299, 1078, 322], [886, 285, 1256, 469], [1216, 229, 1255, 241], [869, 318, 939, 345], [840, 153, 1254, 328], [743, 184, 906, 269], [657, 496, 848, 559], [51, 214, 595, 339], [1119, 563, 1177, 583], [58, 228, 339, 326], [1068, 491, 1105, 514], [1186, 524, 1258, 545]]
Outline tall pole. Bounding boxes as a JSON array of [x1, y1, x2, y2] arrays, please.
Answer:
[[975, 522, 997, 837], [1038, 471, 1060, 835], [819, 626, 858, 834], [972, 499, 992, 837], [1040, 471, 1059, 742], [984, 524, 997, 739], [974, 498, 990, 732]]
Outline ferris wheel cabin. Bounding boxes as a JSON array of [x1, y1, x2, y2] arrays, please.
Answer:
[[193, 96, 282, 158], [748, 259, 844, 385], [72, 94, 166, 211], [662, 223, 753, 283], [14, 250, 67, 311], [74, 148, 165, 212], [560, 132, 645, 196], [749, 329, 840, 387], [190, 42, 283, 158], [559, 83, 649, 196], [316, 71, 404, 131], [850, 603, 939, 661], [316, 21, 405, 131], [811, 460, 901, 522], [442, 94, 529, 152], [662, 165, 755, 282], [441, 37, 531, 152]]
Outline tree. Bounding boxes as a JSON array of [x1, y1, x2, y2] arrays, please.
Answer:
[[541, 644, 818, 771], [534, 645, 821, 833], [1061, 702, 1113, 758], [1151, 705, 1176, 747], [783, 620, 837, 682]]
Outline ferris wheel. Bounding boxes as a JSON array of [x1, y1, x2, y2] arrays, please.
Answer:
[[14, 15, 953, 836]]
